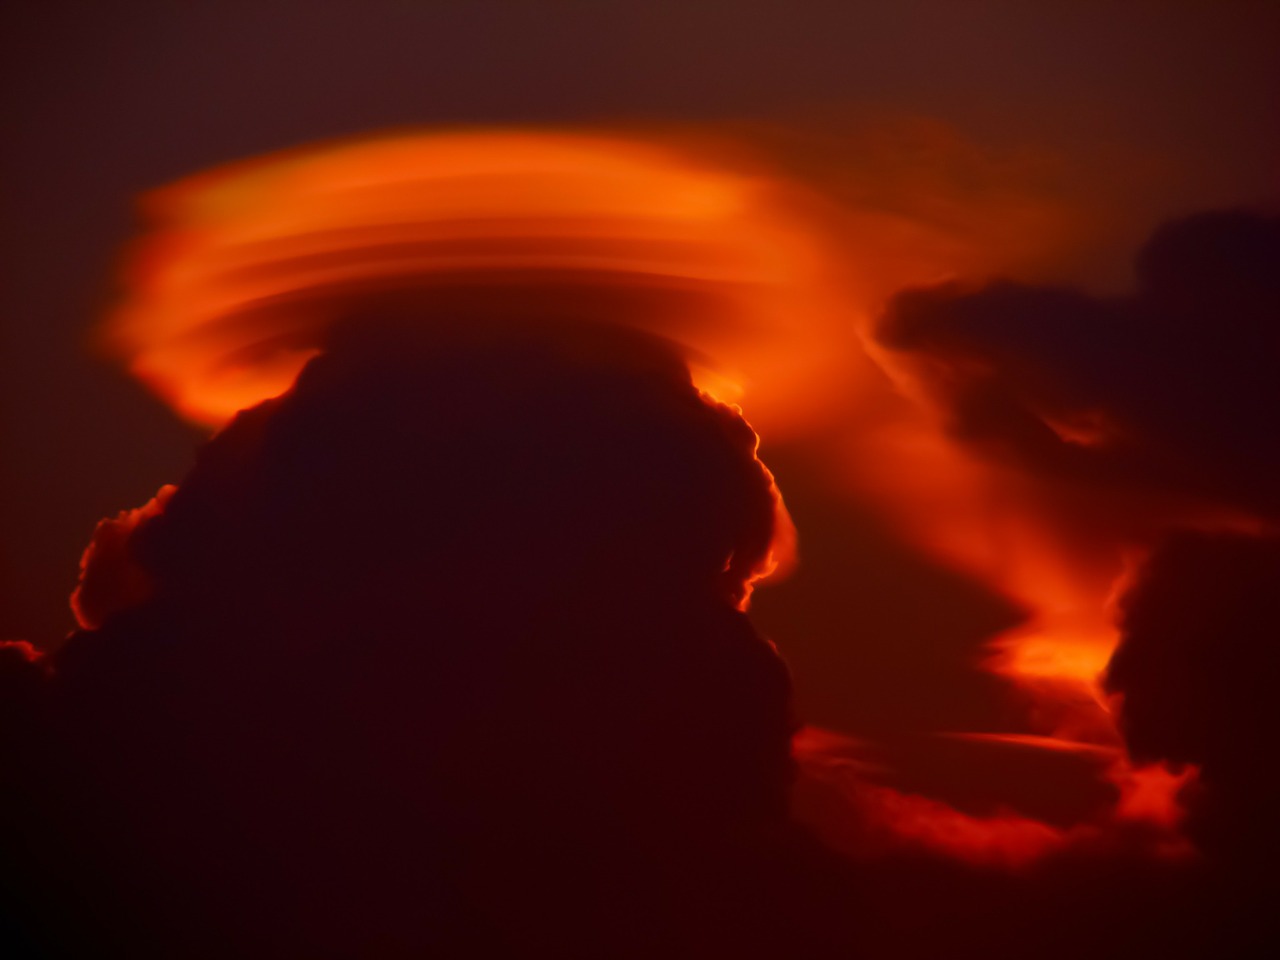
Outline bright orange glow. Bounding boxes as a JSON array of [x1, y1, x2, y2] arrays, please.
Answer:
[[106, 129, 877, 437], [946, 733, 1119, 757], [856, 784, 1074, 868], [844, 407, 1115, 690], [793, 726, 1082, 867], [71, 485, 177, 630], [104, 125, 1201, 866], [1110, 761, 1198, 831], [834, 364, 1202, 843]]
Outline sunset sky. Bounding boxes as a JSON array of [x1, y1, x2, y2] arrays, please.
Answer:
[[5, 1, 1277, 645], [3, 2, 1280, 954]]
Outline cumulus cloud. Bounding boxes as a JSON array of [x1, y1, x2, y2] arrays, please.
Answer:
[[0, 318, 826, 956], [1106, 532, 1280, 855], [878, 209, 1280, 525]]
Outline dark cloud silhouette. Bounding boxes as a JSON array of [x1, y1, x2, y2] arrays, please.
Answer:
[[878, 209, 1280, 525], [1094, 530, 1280, 955], [0, 319, 852, 957], [1107, 532, 1280, 861], [7, 213, 1280, 958]]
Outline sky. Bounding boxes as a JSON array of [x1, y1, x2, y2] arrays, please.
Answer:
[[4, 0, 1276, 645], [2, 0, 1276, 808], [2, 0, 1279, 953]]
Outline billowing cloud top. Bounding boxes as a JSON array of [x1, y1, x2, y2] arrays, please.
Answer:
[[5, 318, 803, 955]]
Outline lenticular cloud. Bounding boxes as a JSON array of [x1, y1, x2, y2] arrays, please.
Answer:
[[105, 129, 840, 430]]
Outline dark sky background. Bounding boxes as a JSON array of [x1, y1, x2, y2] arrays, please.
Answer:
[[2, 0, 1277, 698]]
